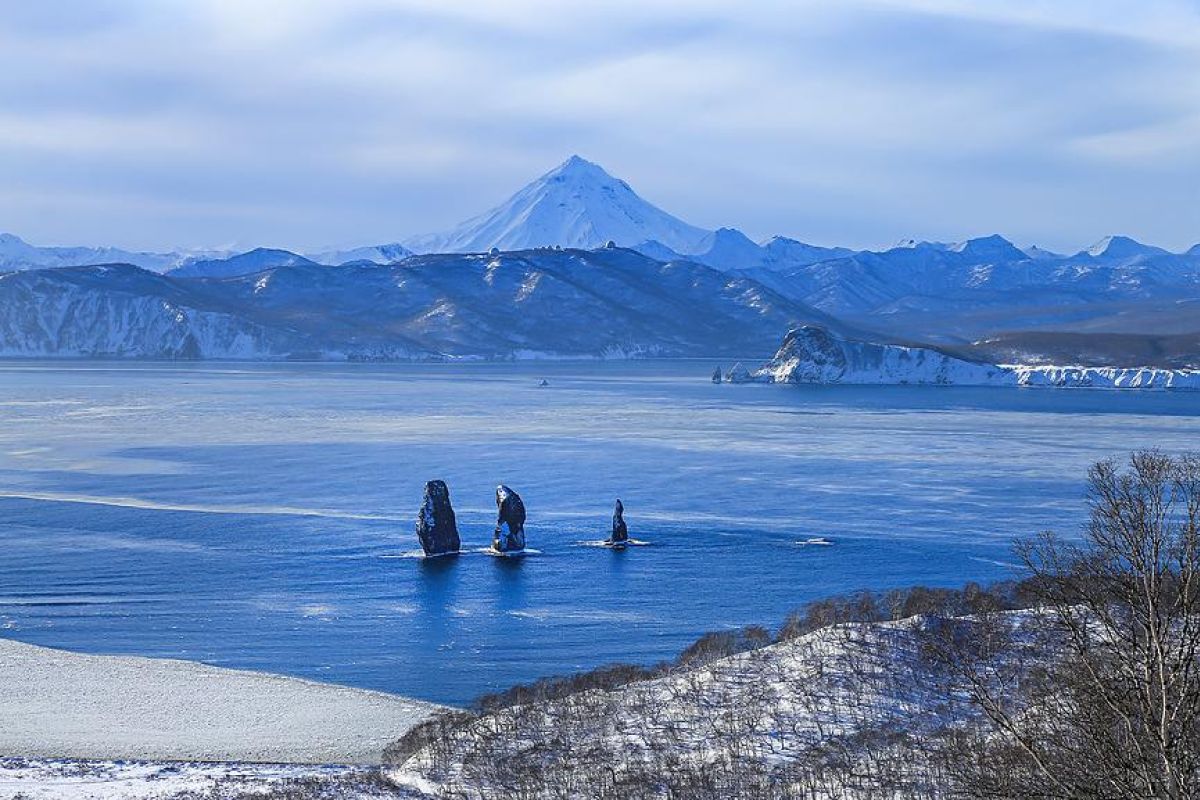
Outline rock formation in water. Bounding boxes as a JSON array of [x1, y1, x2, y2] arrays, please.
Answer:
[[711, 367, 723, 384], [493, 485, 527, 553], [609, 499, 629, 545], [725, 362, 753, 383], [416, 479, 460, 556]]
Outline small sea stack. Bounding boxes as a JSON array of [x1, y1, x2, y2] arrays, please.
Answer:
[[609, 499, 629, 546], [711, 367, 723, 384], [415, 479, 460, 556], [725, 362, 752, 384], [492, 485, 527, 553]]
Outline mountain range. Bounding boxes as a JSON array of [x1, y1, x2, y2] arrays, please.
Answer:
[[0, 249, 844, 360], [1, 155, 1197, 364]]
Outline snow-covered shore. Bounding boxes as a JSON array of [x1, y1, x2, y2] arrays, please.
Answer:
[[0, 637, 443, 765], [750, 325, 1200, 389]]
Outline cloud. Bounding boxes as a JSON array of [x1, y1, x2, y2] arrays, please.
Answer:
[[0, 0, 1196, 252]]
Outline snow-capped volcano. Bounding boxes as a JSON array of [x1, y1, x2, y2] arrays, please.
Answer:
[[404, 156, 711, 254]]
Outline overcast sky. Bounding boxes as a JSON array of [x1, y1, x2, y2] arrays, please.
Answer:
[[2, 0, 1198, 253]]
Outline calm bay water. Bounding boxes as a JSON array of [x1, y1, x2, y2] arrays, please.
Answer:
[[0, 360, 1196, 704]]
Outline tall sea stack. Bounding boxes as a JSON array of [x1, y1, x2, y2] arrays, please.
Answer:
[[609, 499, 628, 545], [416, 479, 460, 556], [493, 485, 527, 553]]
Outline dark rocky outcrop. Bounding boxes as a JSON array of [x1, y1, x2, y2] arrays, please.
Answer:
[[493, 485, 526, 553], [725, 362, 753, 383], [712, 366, 723, 384], [609, 499, 628, 545], [416, 480, 460, 556]]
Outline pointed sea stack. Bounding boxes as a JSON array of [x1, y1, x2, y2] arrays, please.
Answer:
[[416, 480, 460, 556], [492, 485, 527, 553], [609, 499, 628, 546], [712, 367, 723, 384]]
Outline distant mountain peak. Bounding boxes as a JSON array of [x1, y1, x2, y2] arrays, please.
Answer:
[[888, 238, 950, 252], [947, 234, 1025, 262], [552, 154, 606, 176], [170, 247, 317, 279], [949, 233, 1012, 249], [1022, 244, 1063, 261], [307, 242, 413, 266], [1084, 235, 1167, 259], [404, 157, 710, 255]]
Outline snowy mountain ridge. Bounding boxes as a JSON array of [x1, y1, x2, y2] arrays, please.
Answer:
[[4, 157, 1199, 352], [0, 232, 220, 273], [0, 248, 843, 360], [740, 233, 1200, 339]]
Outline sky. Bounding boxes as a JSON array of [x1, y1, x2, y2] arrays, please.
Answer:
[[1, 0, 1198, 253]]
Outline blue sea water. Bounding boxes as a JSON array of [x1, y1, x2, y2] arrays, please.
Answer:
[[0, 360, 1196, 705]]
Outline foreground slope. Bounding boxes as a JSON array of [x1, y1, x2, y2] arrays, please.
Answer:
[[385, 615, 1023, 798]]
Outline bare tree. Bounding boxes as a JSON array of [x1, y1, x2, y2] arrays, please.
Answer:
[[929, 451, 1200, 800]]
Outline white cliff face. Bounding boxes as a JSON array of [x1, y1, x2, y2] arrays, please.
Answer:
[[757, 326, 1006, 385], [757, 326, 1200, 390]]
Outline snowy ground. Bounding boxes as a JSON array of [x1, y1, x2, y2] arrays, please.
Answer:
[[0, 637, 442, 765], [0, 758, 420, 799]]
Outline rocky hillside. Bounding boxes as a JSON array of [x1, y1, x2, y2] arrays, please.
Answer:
[[384, 606, 1043, 799], [0, 248, 842, 360]]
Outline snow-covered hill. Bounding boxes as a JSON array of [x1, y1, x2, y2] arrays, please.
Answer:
[[386, 611, 1048, 798], [0, 248, 842, 360], [753, 326, 1200, 389], [169, 248, 318, 278], [404, 156, 713, 254]]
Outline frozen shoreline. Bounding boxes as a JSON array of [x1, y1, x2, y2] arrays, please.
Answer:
[[0, 637, 444, 765]]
